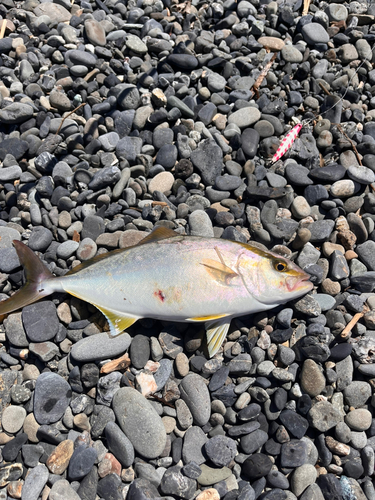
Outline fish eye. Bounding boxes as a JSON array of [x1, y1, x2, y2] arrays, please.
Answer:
[[274, 261, 287, 272]]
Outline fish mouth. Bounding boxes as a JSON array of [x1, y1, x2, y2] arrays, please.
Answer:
[[286, 274, 313, 293]]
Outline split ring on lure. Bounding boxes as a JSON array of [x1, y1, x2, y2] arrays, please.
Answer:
[[271, 122, 303, 163]]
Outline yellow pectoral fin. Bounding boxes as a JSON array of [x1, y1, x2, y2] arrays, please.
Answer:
[[205, 318, 231, 358], [201, 258, 238, 285]]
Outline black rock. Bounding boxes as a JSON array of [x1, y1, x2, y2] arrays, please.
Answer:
[[242, 454, 273, 480], [22, 301, 59, 342], [68, 446, 97, 480], [317, 473, 343, 500], [33, 372, 72, 425], [280, 440, 308, 468], [77, 466, 99, 500], [190, 139, 223, 185], [97, 473, 123, 500], [160, 466, 196, 499], [127, 478, 160, 500], [329, 343, 353, 361], [2, 433, 28, 462], [204, 435, 237, 467], [129, 334, 150, 369], [279, 410, 309, 439]]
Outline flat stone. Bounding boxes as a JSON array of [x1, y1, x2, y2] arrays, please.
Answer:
[[21, 464, 49, 500], [33, 372, 72, 425], [308, 401, 343, 432], [180, 374, 211, 426], [112, 387, 167, 459], [300, 359, 326, 397], [70, 332, 131, 362]]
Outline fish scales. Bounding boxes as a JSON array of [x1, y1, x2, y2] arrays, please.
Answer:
[[0, 227, 312, 357]]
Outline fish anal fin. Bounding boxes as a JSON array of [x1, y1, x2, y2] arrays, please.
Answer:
[[66, 290, 138, 337], [95, 305, 138, 336], [205, 318, 231, 358], [201, 258, 238, 285]]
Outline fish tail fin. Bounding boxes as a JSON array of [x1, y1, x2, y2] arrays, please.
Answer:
[[0, 240, 55, 315]]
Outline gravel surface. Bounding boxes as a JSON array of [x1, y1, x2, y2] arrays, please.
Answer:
[[0, 0, 374, 499]]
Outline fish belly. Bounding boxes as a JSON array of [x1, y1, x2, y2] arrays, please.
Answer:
[[59, 237, 256, 322]]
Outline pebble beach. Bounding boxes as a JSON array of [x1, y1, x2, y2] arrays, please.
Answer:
[[0, 0, 375, 499]]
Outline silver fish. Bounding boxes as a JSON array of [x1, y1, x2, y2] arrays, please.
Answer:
[[0, 227, 313, 357]]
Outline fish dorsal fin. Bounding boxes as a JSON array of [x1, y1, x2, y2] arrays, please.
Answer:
[[94, 305, 138, 336], [205, 318, 231, 357], [66, 227, 180, 276], [66, 248, 125, 276], [137, 226, 180, 245]]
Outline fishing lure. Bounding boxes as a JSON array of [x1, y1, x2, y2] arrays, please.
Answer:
[[272, 122, 303, 163]]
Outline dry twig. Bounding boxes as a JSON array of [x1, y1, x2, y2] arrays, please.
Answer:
[[55, 103, 86, 136], [318, 82, 331, 95], [336, 124, 362, 166], [252, 53, 277, 99], [340, 312, 364, 339], [302, 0, 311, 16], [100, 353, 131, 374], [0, 19, 7, 39]]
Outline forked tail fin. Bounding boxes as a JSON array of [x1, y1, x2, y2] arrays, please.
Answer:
[[0, 240, 55, 315]]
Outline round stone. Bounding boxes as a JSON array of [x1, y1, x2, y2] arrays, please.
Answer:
[[345, 409, 372, 431], [33, 372, 72, 425], [1, 405, 26, 434], [204, 436, 237, 467], [242, 454, 273, 479], [300, 359, 326, 397], [148, 172, 175, 194]]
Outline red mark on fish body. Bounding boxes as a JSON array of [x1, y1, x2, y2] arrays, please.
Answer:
[[154, 290, 165, 302], [272, 123, 303, 163]]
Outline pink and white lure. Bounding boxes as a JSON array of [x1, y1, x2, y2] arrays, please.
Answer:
[[272, 122, 303, 163]]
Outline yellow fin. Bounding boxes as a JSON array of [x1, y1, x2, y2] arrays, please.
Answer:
[[206, 318, 231, 357], [95, 305, 138, 336], [66, 290, 138, 336], [201, 258, 238, 285], [189, 313, 229, 321]]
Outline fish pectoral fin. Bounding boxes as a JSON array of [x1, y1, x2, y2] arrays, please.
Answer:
[[94, 305, 138, 337], [201, 258, 238, 285], [205, 318, 231, 358]]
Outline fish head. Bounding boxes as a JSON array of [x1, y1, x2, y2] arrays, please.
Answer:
[[238, 247, 313, 306]]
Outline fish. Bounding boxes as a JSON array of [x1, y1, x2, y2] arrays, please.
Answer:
[[0, 227, 313, 357]]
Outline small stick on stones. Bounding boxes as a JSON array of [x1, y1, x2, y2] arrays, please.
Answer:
[[340, 312, 364, 339], [55, 102, 86, 136], [0, 19, 7, 39]]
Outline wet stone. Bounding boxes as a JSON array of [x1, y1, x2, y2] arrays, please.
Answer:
[[33, 372, 72, 425]]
